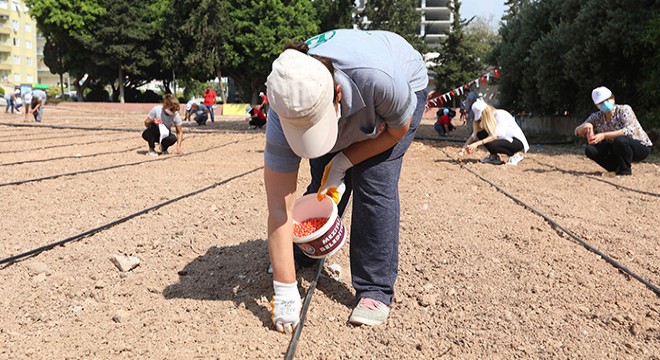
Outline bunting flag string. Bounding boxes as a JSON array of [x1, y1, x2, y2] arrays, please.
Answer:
[[426, 68, 502, 108]]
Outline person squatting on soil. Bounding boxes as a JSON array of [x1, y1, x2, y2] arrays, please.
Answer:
[[245, 105, 267, 129], [458, 99, 529, 165], [29, 90, 47, 123], [187, 102, 211, 126], [434, 108, 455, 136], [264, 29, 428, 333], [574, 86, 653, 176], [142, 94, 183, 156]]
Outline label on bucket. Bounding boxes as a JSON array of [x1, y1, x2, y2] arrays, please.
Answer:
[[295, 215, 346, 258]]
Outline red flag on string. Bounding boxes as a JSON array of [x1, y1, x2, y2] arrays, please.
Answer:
[[494, 69, 500, 79]]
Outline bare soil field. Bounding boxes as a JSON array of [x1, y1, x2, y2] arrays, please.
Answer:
[[0, 105, 658, 359]]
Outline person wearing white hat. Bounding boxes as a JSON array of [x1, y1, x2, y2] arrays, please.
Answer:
[[434, 108, 455, 136], [263, 29, 428, 333], [458, 99, 529, 165], [574, 86, 652, 176], [258, 91, 269, 115]]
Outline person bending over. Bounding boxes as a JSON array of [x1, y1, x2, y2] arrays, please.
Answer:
[[29, 90, 47, 122], [458, 99, 529, 165], [574, 86, 652, 176], [264, 29, 428, 333], [142, 94, 183, 156]]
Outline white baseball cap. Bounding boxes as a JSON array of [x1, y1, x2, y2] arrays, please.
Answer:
[[471, 99, 487, 121], [591, 86, 612, 105], [267, 49, 337, 159]]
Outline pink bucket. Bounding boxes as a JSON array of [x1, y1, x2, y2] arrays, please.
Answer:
[[292, 194, 346, 259]]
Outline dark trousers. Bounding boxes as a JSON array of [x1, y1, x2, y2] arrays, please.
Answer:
[[249, 117, 267, 128], [585, 136, 651, 175], [477, 130, 523, 156], [301, 89, 427, 306], [434, 122, 454, 136], [207, 106, 215, 122], [142, 124, 177, 151]]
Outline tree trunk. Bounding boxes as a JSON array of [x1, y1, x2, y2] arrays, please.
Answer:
[[215, 66, 227, 105], [74, 75, 91, 102], [172, 70, 177, 97], [118, 67, 125, 104], [59, 73, 65, 100]]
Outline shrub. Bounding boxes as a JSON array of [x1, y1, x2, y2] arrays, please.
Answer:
[[85, 88, 110, 102], [140, 90, 161, 103]]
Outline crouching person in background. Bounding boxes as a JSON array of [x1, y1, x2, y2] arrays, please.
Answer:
[[246, 105, 267, 129], [142, 94, 183, 156]]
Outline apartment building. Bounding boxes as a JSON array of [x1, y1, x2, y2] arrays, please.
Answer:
[[355, 0, 453, 48], [0, 0, 38, 95]]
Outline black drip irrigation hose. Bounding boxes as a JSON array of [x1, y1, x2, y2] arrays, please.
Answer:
[[0, 138, 243, 188], [0, 121, 269, 136], [4, 132, 111, 143], [0, 145, 143, 167], [441, 149, 659, 296], [0, 167, 263, 267], [532, 159, 660, 198], [0, 122, 141, 133], [414, 136, 575, 146], [0, 135, 136, 155], [285, 198, 352, 360]]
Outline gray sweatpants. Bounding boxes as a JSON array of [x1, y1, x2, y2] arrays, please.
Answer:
[[306, 89, 427, 306]]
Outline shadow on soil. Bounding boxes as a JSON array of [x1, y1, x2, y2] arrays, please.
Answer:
[[163, 239, 354, 328]]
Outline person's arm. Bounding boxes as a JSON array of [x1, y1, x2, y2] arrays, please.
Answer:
[[175, 125, 183, 153], [458, 120, 481, 158], [265, 166, 299, 284], [144, 116, 156, 127], [30, 101, 42, 113], [466, 133, 498, 153], [575, 122, 593, 137], [342, 117, 409, 165]]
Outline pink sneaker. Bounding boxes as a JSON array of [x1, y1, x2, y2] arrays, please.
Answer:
[[348, 298, 390, 326]]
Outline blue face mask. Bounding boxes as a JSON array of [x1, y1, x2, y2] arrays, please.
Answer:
[[599, 99, 614, 113]]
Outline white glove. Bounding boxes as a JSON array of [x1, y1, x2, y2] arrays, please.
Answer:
[[317, 152, 352, 203], [270, 280, 301, 334]]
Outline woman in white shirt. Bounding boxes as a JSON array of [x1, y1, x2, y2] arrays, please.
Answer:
[[458, 99, 529, 165]]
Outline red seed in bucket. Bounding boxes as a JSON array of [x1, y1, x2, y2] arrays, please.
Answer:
[[293, 217, 329, 237]]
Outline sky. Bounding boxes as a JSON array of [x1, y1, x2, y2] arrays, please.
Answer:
[[460, 0, 507, 29]]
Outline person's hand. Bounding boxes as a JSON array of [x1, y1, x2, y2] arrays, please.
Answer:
[[457, 148, 466, 161], [271, 281, 301, 334], [317, 152, 352, 203], [154, 118, 163, 125], [588, 133, 605, 145], [466, 143, 477, 154]]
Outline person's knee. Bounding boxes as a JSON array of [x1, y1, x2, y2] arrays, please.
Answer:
[[611, 136, 630, 149], [584, 145, 598, 159]]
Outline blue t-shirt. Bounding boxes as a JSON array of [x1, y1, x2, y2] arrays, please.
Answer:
[[265, 29, 429, 172]]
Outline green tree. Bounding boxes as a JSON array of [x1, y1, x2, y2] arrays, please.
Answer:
[[25, 0, 105, 101], [87, 0, 157, 103], [432, 0, 484, 99], [357, 0, 426, 52], [171, 0, 236, 104], [494, 0, 658, 126], [501, 0, 531, 24], [313, 0, 355, 33], [226, 0, 319, 103]]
